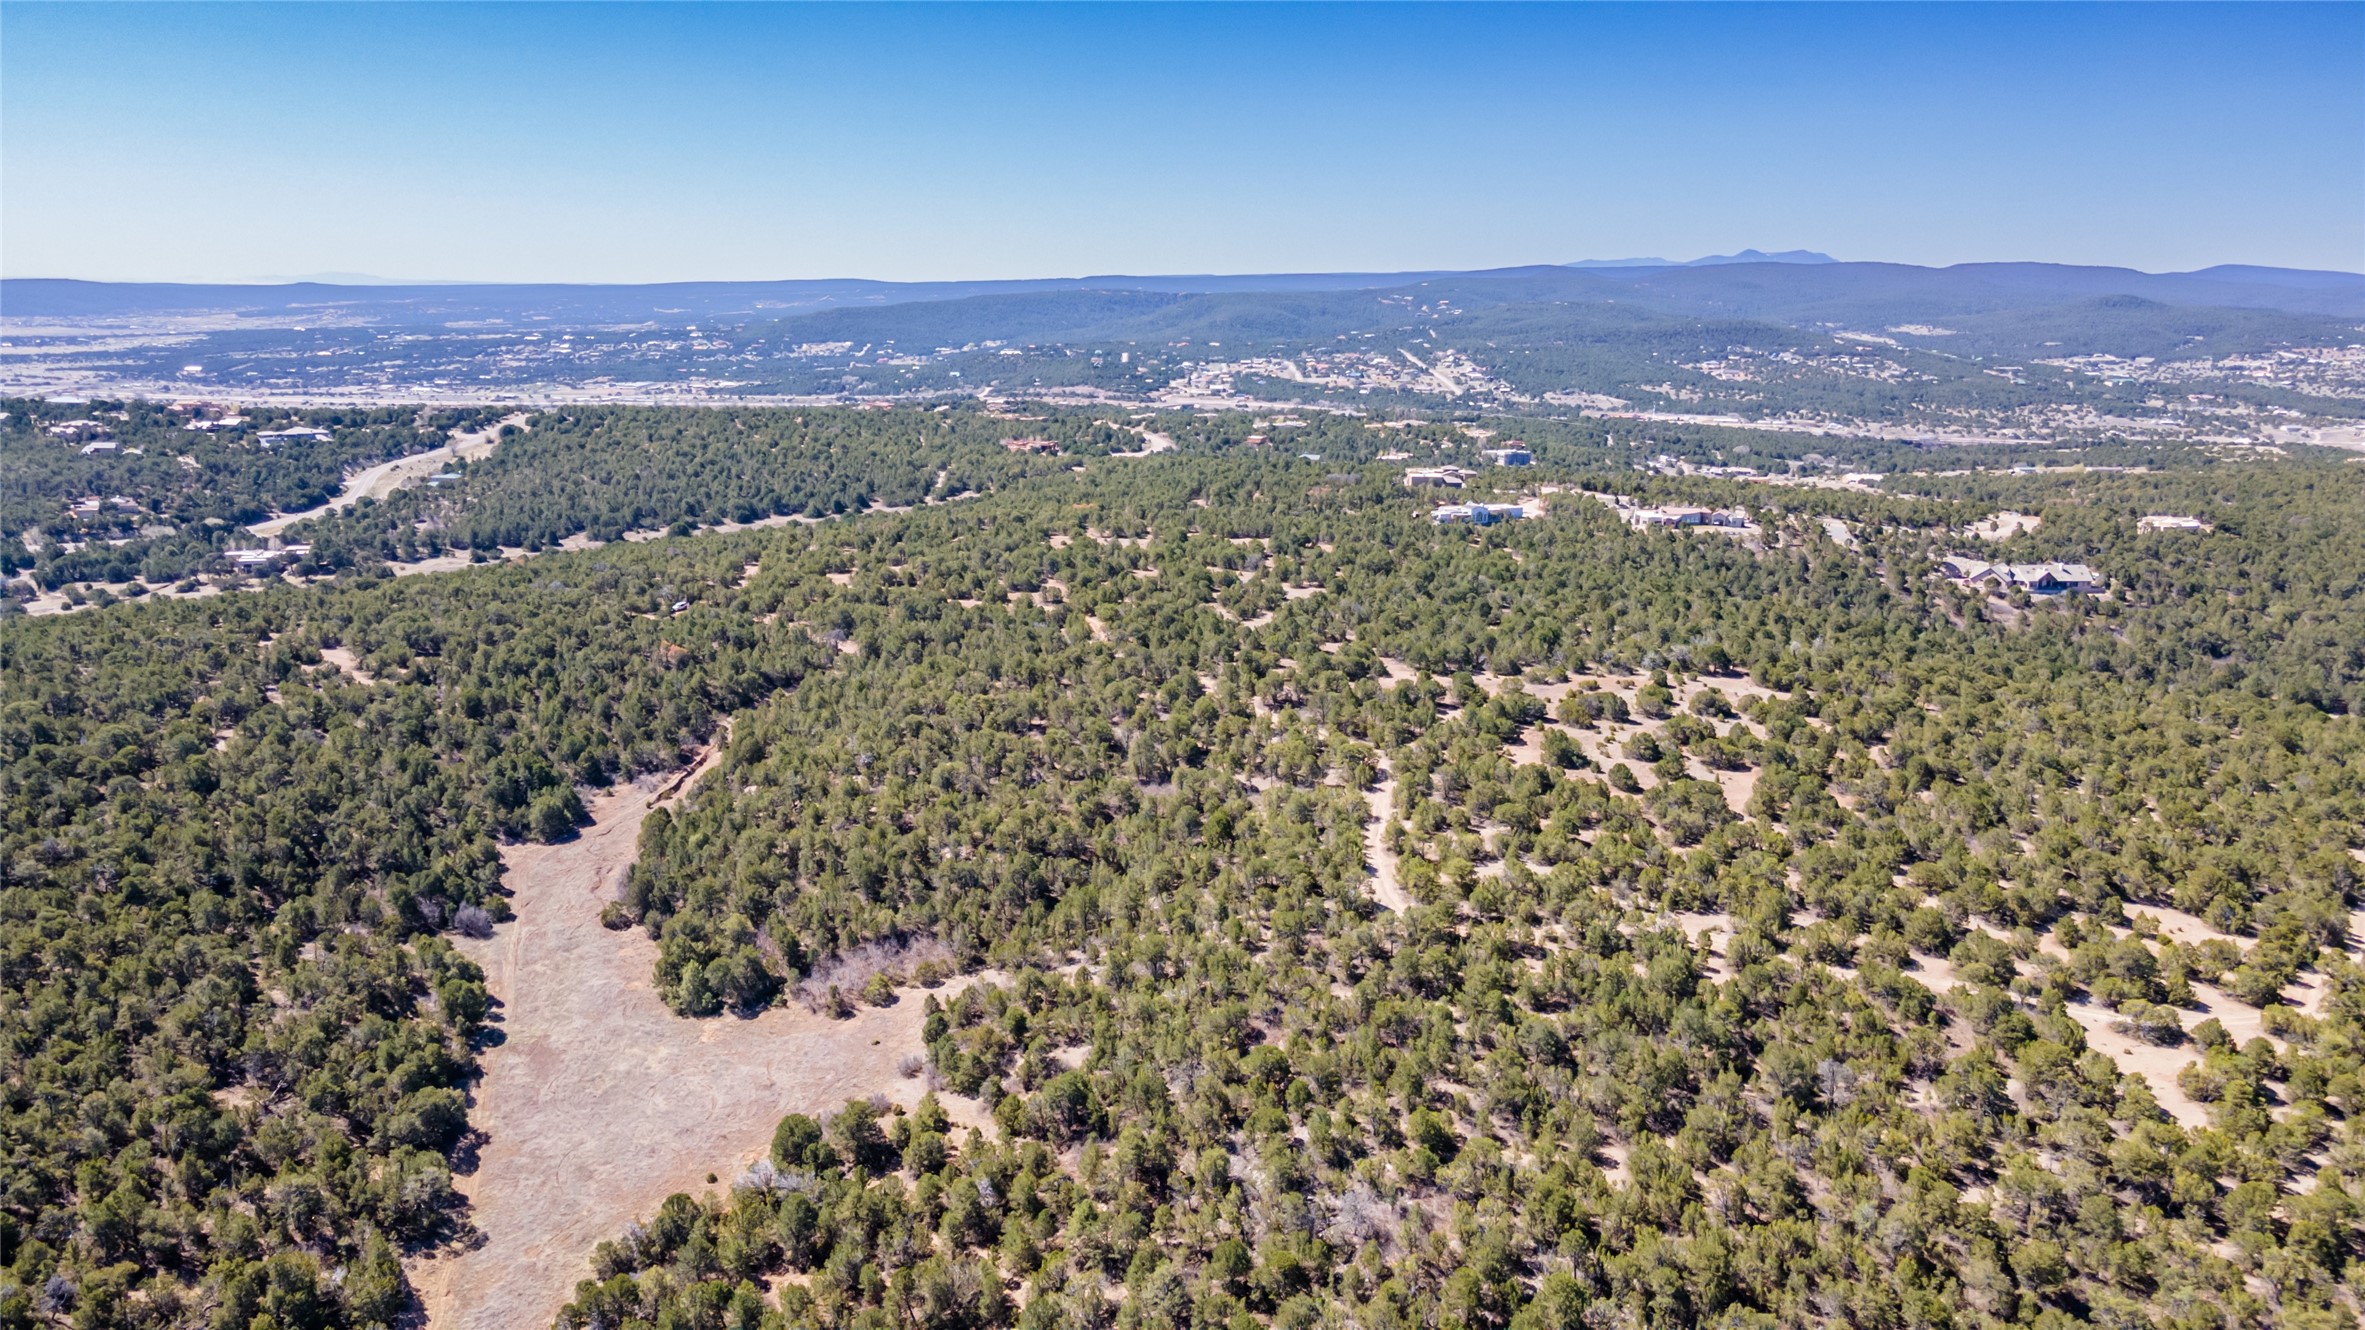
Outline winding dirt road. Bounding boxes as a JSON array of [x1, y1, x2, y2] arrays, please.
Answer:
[[249, 412, 529, 538]]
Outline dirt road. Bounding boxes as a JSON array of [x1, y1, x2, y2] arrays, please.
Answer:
[[249, 412, 529, 537], [409, 761, 968, 1329]]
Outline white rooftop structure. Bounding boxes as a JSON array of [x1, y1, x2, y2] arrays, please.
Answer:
[[1939, 556, 2100, 594]]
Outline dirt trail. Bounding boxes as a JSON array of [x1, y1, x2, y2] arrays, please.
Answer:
[[410, 757, 973, 1329], [250, 412, 527, 537], [1363, 775, 1409, 912]]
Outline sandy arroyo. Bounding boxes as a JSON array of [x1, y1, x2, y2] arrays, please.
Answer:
[[410, 770, 973, 1329]]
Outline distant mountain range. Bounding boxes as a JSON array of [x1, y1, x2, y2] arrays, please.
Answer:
[[1565, 249, 1838, 268], [6, 258, 2360, 411], [8, 258, 2357, 331]]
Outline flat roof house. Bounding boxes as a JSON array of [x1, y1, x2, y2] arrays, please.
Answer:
[[1402, 467, 1471, 489], [256, 426, 335, 448], [1628, 505, 1749, 529], [1432, 502, 1527, 526]]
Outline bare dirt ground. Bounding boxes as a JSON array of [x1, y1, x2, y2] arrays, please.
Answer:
[[318, 645, 374, 685], [1362, 775, 1409, 912], [1966, 511, 2041, 542], [410, 763, 980, 1329], [1669, 912, 1737, 983]]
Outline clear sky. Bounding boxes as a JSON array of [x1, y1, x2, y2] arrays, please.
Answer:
[[4, 2, 2360, 283]]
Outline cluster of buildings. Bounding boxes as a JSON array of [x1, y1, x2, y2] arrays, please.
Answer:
[[46, 420, 132, 455], [1399, 447, 1528, 490], [39, 409, 332, 453], [1939, 556, 2100, 595], [45, 419, 111, 443], [65, 495, 140, 519]]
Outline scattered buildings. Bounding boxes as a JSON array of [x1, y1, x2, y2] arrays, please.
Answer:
[[1940, 556, 2100, 595], [2138, 515, 2211, 532]]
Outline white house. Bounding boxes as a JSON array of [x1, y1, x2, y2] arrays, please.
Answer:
[[1432, 502, 1528, 526], [1481, 445, 1533, 467], [2137, 515, 2210, 532], [1941, 556, 2099, 595], [1627, 505, 1750, 530], [256, 426, 335, 448], [225, 543, 313, 569], [1402, 467, 1470, 489]]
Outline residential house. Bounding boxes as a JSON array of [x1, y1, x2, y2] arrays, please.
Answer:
[[1626, 505, 1749, 529], [1941, 556, 2099, 595], [1401, 466, 1472, 489], [1432, 502, 1528, 526], [225, 543, 312, 569], [256, 426, 334, 448]]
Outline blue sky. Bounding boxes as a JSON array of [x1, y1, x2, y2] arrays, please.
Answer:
[[4, 2, 2360, 282]]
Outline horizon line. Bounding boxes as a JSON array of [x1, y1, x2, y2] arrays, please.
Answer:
[[9, 258, 2365, 287]]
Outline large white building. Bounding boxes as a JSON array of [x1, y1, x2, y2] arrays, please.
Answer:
[[1939, 556, 2100, 595], [257, 426, 335, 448]]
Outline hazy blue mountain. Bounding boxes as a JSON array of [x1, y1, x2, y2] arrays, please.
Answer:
[[2179, 264, 2365, 293], [1680, 248, 1838, 266], [1565, 249, 1837, 269], [8, 257, 2355, 333]]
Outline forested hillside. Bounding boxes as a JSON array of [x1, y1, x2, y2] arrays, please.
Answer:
[[1, 407, 2360, 1329], [292, 406, 1134, 563], [0, 399, 504, 589]]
